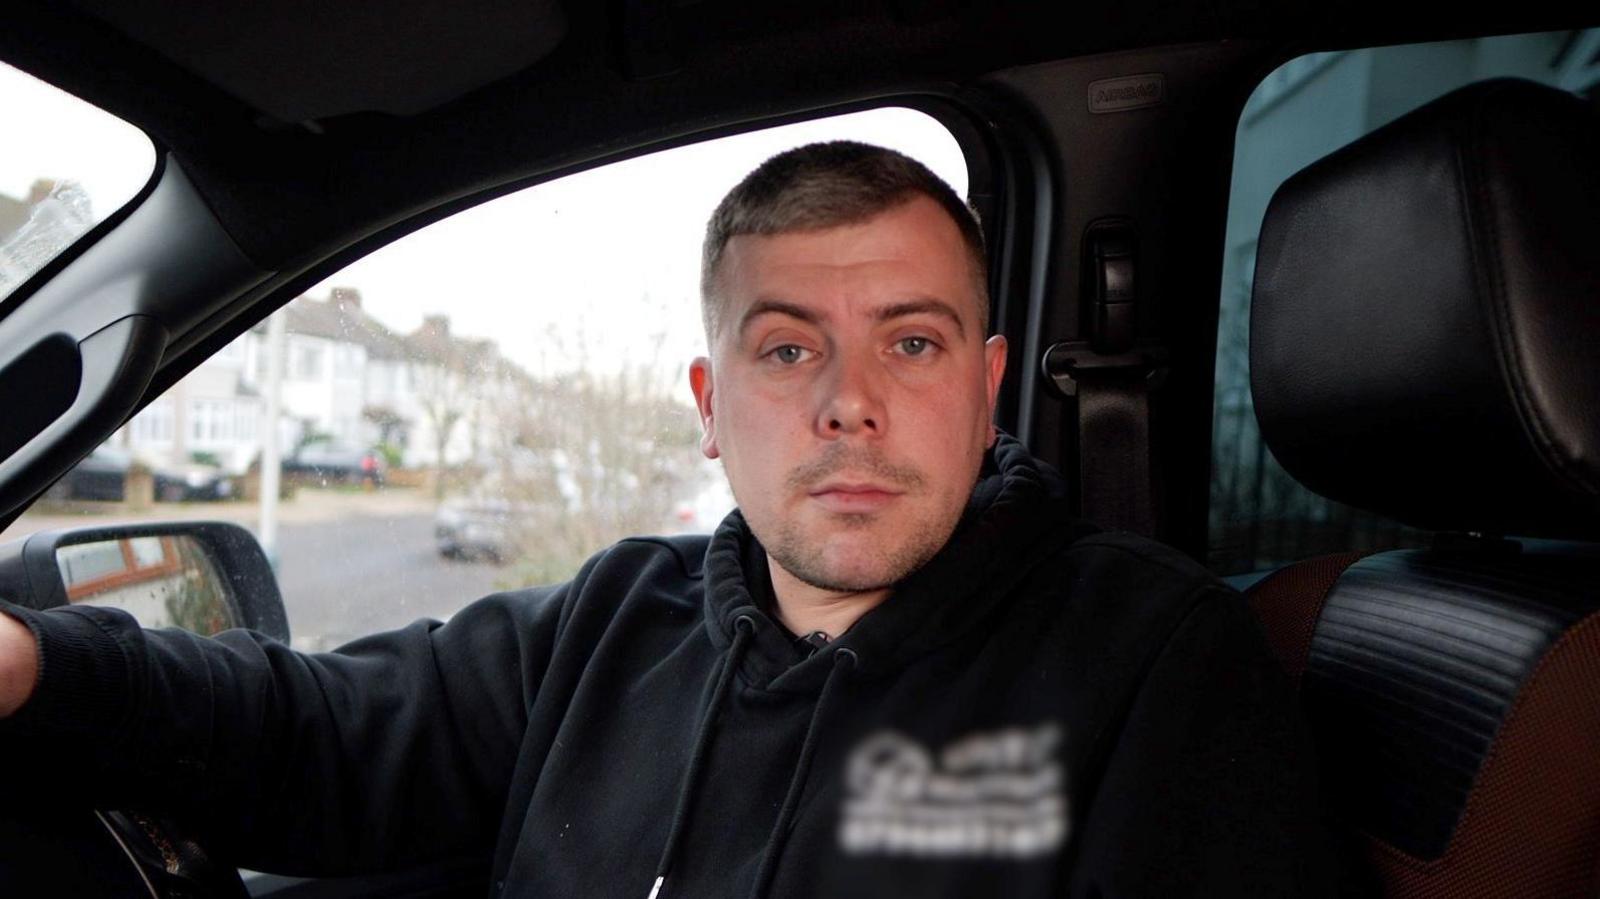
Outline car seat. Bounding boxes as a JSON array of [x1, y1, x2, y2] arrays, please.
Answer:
[[1241, 78, 1600, 898]]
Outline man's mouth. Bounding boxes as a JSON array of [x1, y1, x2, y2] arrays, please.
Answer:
[[807, 481, 905, 514]]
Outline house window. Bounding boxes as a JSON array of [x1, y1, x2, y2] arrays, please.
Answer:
[[335, 344, 363, 377], [189, 399, 211, 444], [235, 404, 257, 442], [292, 344, 324, 381], [58, 537, 182, 604], [56, 535, 237, 635], [130, 398, 175, 444]]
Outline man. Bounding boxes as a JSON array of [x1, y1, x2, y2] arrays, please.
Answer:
[[0, 142, 1338, 896]]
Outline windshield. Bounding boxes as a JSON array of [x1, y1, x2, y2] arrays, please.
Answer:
[[0, 61, 157, 301]]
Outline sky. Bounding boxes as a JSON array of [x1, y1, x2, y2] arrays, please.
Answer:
[[305, 108, 968, 381]]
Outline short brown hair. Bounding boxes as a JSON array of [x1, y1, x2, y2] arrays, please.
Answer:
[[700, 141, 987, 339]]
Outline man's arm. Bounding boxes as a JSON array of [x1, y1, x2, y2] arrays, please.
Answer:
[[1066, 588, 1349, 897], [0, 610, 39, 718], [0, 579, 573, 877]]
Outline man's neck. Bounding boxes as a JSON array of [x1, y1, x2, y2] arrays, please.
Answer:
[[765, 554, 891, 640]]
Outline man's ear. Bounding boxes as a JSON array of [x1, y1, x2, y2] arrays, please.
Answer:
[[689, 356, 719, 459], [983, 335, 1008, 447]]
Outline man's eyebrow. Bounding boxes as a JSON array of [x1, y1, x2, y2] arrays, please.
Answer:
[[738, 299, 823, 338], [874, 299, 967, 339]]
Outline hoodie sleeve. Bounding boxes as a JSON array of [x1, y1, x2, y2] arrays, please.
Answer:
[[0, 577, 572, 876], [1065, 587, 1350, 898]]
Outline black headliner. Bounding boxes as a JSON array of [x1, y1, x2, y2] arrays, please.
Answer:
[[2, 1, 1588, 272]]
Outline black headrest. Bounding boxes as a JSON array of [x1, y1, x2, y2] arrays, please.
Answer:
[[1251, 79, 1600, 538]]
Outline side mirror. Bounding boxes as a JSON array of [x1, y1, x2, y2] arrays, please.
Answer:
[[0, 521, 288, 642]]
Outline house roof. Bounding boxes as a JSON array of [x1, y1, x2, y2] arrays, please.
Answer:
[[260, 292, 410, 360], [402, 315, 507, 376], [260, 293, 528, 384]]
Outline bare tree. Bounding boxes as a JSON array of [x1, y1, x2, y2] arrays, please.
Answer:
[[406, 315, 492, 498], [469, 327, 708, 586], [361, 405, 406, 447]]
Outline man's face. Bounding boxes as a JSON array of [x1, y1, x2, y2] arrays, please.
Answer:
[[690, 195, 1008, 592]]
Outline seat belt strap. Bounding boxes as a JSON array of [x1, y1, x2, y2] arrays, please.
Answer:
[[1077, 374, 1154, 535], [1042, 341, 1166, 536]]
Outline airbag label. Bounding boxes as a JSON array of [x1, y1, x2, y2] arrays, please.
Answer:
[[1088, 74, 1165, 113]]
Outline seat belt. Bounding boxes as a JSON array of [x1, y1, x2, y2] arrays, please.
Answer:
[[1042, 219, 1164, 536], [1078, 370, 1155, 534], [1043, 344, 1164, 535]]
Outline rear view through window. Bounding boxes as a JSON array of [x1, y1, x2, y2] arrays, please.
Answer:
[[1209, 29, 1600, 576], [0, 61, 155, 301]]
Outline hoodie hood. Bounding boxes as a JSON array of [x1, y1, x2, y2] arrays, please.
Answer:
[[701, 434, 1094, 694]]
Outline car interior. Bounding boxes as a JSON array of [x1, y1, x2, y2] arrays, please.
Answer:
[[1, 1, 1598, 896]]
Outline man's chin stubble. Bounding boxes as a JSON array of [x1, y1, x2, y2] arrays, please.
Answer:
[[767, 512, 953, 594]]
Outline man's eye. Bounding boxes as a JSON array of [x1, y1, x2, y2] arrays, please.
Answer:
[[897, 336, 934, 356], [771, 345, 812, 364]]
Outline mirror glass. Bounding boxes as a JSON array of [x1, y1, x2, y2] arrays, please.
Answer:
[[55, 535, 237, 635]]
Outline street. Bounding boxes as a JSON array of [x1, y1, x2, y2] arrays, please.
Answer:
[[273, 512, 513, 651], [0, 488, 525, 652]]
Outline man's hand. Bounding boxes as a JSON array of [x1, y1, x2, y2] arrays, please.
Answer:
[[0, 611, 39, 718]]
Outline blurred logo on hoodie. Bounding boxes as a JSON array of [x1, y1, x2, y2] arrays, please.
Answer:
[[839, 723, 1067, 859]]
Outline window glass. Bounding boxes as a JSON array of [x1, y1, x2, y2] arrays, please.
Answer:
[[57, 536, 237, 635], [3, 107, 968, 650], [127, 536, 167, 568], [57, 542, 128, 584], [1209, 29, 1600, 576], [0, 62, 156, 301]]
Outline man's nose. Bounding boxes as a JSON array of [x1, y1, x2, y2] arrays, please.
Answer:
[[816, 355, 886, 437]]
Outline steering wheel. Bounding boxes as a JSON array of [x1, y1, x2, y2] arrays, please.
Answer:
[[0, 799, 247, 898]]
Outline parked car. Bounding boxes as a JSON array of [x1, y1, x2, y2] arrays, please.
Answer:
[[434, 495, 519, 562], [151, 461, 234, 502], [50, 447, 232, 503], [47, 445, 131, 502], [283, 444, 386, 487]]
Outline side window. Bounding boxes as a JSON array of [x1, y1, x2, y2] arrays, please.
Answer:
[[3, 108, 968, 650], [1208, 29, 1600, 576]]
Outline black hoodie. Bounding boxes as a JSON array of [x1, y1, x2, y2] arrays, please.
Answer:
[[0, 437, 1338, 896]]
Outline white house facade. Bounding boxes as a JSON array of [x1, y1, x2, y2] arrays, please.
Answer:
[[113, 288, 507, 474]]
